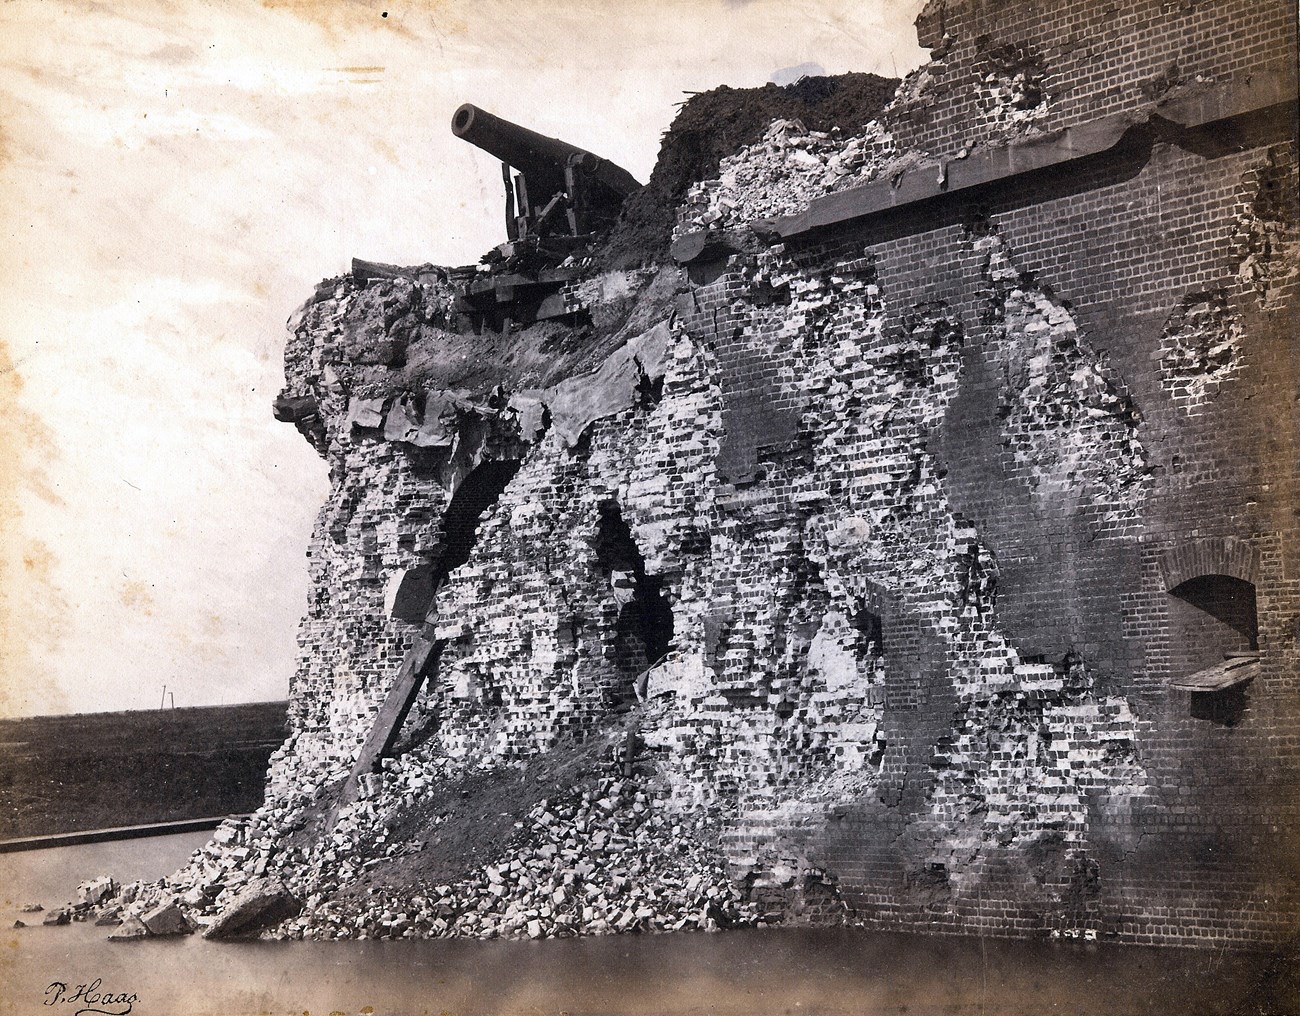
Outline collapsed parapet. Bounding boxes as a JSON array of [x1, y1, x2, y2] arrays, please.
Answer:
[[142, 0, 1300, 949], [674, 72, 1297, 250]]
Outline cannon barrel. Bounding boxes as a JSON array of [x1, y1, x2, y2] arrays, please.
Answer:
[[451, 103, 640, 199]]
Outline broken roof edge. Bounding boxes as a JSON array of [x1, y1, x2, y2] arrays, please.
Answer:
[[671, 70, 1299, 263]]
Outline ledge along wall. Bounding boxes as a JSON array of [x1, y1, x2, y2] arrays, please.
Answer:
[[263, 0, 1299, 948]]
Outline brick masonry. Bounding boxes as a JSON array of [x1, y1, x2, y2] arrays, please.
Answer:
[[248, 0, 1299, 947]]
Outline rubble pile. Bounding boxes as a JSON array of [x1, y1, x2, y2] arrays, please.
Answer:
[[22, 875, 194, 940], [600, 72, 897, 266], [678, 119, 899, 231], [297, 776, 757, 940], [69, 740, 760, 942]]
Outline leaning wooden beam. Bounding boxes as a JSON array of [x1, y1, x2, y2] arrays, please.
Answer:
[[330, 634, 443, 822]]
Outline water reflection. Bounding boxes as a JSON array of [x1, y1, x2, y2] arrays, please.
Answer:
[[0, 833, 1287, 1016]]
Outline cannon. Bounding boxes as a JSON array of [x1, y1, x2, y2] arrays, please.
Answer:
[[451, 103, 642, 241]]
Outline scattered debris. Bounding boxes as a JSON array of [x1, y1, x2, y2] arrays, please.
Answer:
[[107, 916, 150, 942]]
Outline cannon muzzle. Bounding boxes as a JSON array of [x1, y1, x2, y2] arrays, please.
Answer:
[[452, 103, 641, 241], [452, 104, 640, 199], [455, 104, 578, 197]]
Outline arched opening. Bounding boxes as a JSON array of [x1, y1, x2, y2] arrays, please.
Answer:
[[1167, 573, 1259, 725], [1170, 574, 1258, 655], [595, 499, 675, 703]]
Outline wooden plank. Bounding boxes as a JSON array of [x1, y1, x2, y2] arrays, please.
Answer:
[[1169, 655, 1260, 692], [330, 636, 443, 819]]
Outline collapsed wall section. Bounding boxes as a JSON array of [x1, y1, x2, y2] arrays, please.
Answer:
[[118, 0, 1298, 950]]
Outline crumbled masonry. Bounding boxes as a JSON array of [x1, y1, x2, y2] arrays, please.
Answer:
[[72, 0, 1298, 949], [1158, 292, 1243, 412]]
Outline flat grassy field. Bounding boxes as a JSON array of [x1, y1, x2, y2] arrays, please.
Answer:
[[0, 702, 288, 839]]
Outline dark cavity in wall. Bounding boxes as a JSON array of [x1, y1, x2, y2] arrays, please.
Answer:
[[595, 499, 675, 701], [1191, 684, 1250, 726], [852, 604, 884, 658], [1169, 574, 1259, 727], [431, 459, 523, 591], [636, 371, 665, 409], [1170, 574, 1259, 656]]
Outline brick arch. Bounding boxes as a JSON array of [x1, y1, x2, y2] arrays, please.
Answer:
[[1158, 536, 1261, 592]]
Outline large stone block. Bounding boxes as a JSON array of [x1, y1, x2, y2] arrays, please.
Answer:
[[385, 565, 435, 623], [203, 878, 301, 940]]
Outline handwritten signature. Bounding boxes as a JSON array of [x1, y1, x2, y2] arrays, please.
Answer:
[[44, 979, 138, 1016]]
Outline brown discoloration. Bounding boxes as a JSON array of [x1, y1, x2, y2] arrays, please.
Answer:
[[0, 334, 70, 718], [119, 579, 155, 615], [371, 136, 399, 167], [0, 339, 30, 718], [256, 0, 444, 42], [20, 542, 53, 579]]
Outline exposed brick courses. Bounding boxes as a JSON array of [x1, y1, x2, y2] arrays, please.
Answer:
[[229, 0, 1300, 948]]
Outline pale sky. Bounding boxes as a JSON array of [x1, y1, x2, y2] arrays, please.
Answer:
[[0, 0, 927, 718]]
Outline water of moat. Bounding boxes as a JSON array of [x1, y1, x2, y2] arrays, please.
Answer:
[[0, 832, 1288, 1016]]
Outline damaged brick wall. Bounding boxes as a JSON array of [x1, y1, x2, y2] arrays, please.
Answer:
[[901, 0, 1295, 157], [677, 0, 1297, 948], [149, 0, 1298, 950], [674, 232, 1158, 941]]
